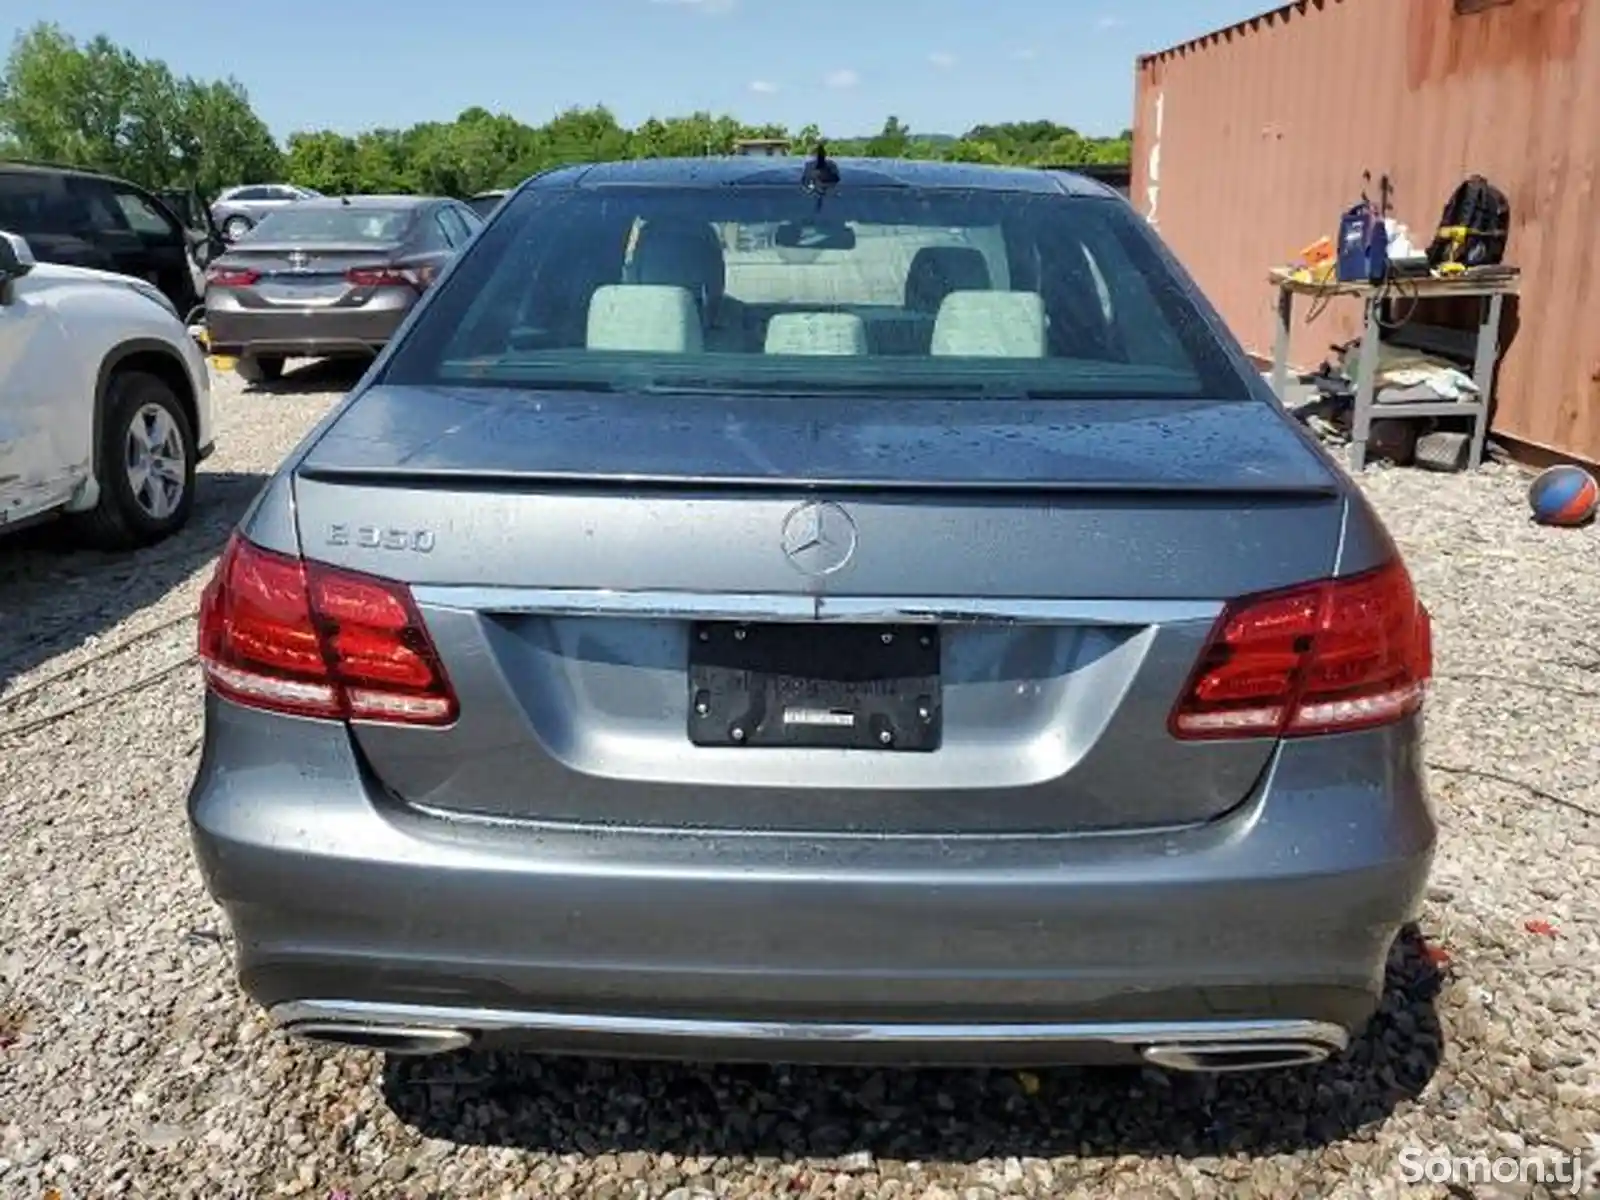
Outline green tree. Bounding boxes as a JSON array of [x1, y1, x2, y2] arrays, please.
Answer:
[[864, 115, 912, 159], [284, 130, 360, 194], [2, 21, 1131, 202], [171, 78, 282, 196], [0, 22, 282, 189], [946, 139, 1005, 164]]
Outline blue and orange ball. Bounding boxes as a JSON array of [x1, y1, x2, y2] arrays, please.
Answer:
[[1528, 464, 1599, 527]]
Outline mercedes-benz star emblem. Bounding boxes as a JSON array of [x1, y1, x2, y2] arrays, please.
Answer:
[[780, 500, 857, 577]]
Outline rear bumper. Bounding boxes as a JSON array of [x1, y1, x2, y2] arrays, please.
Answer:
[[271, 1001, 1350, 1070], [187, 697, 1435, 1066], [204, 302, 410, 359]]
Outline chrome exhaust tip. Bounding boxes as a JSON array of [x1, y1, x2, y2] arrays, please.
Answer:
[[285, 1021, 473, 1056], [1142, 1040, 1336, 1073]]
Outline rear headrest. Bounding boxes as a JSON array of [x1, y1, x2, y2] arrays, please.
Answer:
[[586, 285, 704, 352], [931, 291, 1047, 358], [905, 246, 992, 313], [627, 219, 725, 310], [764, 312, 868, 356]]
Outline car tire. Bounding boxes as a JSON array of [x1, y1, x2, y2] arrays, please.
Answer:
[[70, 369, 197, 550], [223, 215, 253, 241], [235, 354, 286, 384]]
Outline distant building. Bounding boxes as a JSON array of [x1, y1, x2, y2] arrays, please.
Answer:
[[733, 138, 790, 157]]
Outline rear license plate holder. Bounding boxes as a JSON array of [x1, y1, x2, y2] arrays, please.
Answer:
[[260, 281, 345, 303], [688, 622, 941, 751]]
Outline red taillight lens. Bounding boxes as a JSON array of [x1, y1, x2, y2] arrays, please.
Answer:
[[205, 267, 260, 288], [1170, 559, 1431, 740], [198, 534, 457, 726], [345, 266, 422, 290]]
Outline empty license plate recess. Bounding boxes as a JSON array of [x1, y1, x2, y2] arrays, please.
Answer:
[[688, 623, 941, 751]]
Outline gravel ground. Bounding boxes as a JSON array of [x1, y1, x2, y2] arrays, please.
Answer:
[[1, 364, 1597, 1199]]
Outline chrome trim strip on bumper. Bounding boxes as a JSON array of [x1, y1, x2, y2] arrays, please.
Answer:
[[271, 999, 1348, 1053], [408, 587, 1225, 626]]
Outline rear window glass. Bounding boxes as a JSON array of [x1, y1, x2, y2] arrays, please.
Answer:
[[248, 205, 412, 243], [0, 173, 88, 236], [381, 181, 1250, 401]]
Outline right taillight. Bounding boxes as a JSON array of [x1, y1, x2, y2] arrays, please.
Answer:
[[1170, 558, 1431, 740], [345, 266, 424, 290], [197, 533, 457, 726]]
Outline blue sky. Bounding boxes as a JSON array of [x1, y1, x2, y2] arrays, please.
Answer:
[[11, 0, 1266, 140]]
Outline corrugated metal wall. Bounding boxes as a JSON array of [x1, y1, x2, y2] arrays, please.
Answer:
[[1132, 0, 1600, 464]]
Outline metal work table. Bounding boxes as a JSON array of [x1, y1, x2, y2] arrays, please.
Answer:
[[1267, 268, 1520, 470]]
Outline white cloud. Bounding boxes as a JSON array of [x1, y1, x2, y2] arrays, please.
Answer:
[[824, 68, 860, 89], [748, 79, 779, 93], [928, 51, 957, 68], [650, 0, 737, 12], [1095, 15, 1122, 29]]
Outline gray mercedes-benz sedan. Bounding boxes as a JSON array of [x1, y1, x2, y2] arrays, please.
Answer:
[[188, 156, 1436, 1073]]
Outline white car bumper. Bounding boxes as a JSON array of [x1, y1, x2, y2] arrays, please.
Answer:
[[181, 325, 216, 456]]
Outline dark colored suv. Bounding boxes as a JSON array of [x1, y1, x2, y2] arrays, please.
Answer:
[[0, 162, 222, 317]]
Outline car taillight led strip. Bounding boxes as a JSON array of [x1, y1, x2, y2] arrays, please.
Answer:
[[346, 266, 429, 289], [205, 267, 259, 288], [203, 267, 429, 289], [1169, 559, 1432, 740], [197, 534, 458, 726]]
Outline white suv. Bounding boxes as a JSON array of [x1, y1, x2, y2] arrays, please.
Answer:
[[0, 230, 214, 548]]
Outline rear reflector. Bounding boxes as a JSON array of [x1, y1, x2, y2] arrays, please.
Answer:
[[197, 534, 457, 726], [1170, 558, 1431, 740], [205, 267, 260, 288]]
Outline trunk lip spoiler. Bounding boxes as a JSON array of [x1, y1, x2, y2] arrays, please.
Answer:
[[294, 465, 1344, 498], [407, 586, 1224, 626], [220, 240, 404, 255]]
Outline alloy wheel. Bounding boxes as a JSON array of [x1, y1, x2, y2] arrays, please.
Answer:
[[124, 403, 187, 521]]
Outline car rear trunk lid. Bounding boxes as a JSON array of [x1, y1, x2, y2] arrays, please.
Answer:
[[214, 242, 402, 307], [290, 385, 1347, 835]]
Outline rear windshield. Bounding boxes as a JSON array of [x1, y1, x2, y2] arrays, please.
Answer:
[[247, 205, 412, 243], [381, 182, 1250, 400]]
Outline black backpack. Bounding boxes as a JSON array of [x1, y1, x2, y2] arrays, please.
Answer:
[[1426, 175, 1511, 269]]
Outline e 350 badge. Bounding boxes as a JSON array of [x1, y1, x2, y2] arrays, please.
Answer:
[[326, 524, 436, 553]]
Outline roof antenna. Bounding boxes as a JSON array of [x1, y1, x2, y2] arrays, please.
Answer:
[[801, 142, 839, 209]]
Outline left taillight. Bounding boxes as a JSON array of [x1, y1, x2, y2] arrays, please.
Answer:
[[197, 533, 458, 726], [205, 267, 260, 288]]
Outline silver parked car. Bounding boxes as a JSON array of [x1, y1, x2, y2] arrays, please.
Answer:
[[465, 189, 508, 219], [211, 182, 321, 241], [204, 194, 483, 383], [188, 158, 1436, 1073]]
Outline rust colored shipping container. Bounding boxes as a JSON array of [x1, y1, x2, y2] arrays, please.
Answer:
[[1132, 0, 1600, 466]]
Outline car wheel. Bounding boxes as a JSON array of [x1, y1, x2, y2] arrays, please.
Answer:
[[70, 369, 197, 550], [223, 215, 253, 241], [235, 354, 286, 385]]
